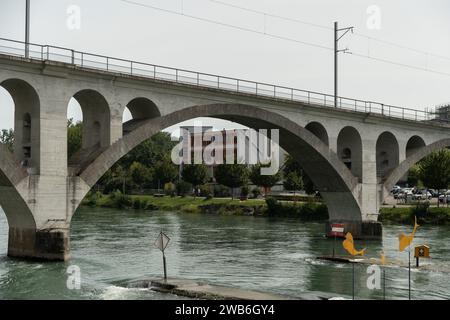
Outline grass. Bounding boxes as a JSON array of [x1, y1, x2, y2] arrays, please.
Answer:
[[85, 192, 267, 214], [84, 192, 450, 225], [380, 205, 450, 225]]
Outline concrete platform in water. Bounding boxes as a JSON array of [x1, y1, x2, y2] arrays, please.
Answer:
[[131, 278, 333, 300]]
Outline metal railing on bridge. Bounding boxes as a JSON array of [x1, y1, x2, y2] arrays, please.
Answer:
[[0, 37, 442, 124]]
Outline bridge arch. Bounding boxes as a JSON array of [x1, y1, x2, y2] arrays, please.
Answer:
[[76, 103, 362, 223], [337, 126, 362, 180], [0, 78, 40, 172], [305, 121, 329, 146], [70, 89, 111, 149], [383, 138, 450, 196], [406, 135, 426, 158], [123, 97, 161, 135], [376, 131, 399, 178]]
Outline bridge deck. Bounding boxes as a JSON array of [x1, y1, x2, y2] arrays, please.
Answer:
[[0, 37, 445, 127]]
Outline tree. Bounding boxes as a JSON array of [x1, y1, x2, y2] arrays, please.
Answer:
[[120, 132, 177, 168], [249, 164, 281, 196], [152, 156, 178, 188], [214, 164, 249, 199], [182, 164, 209, 197], [419, 149, 450, 206], [0, 129, 14, 152], [67, 119, 82, 159], [283, 171, 304, 202], [282, 155, 315, 195], [100, 164, 134, 194], [129, 161, 152, 190], [407, 165, 420, 187]]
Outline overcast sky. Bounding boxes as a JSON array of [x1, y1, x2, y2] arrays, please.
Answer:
[[1, 0, 450, 133]]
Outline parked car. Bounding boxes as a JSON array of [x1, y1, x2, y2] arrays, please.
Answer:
[[438, 191, 450, 203], [412, 190, 432, 201], [428, 189, 439, 198], [397, 188, 413, 200]]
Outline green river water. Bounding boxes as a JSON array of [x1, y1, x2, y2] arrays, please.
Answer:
[[0, 207, 449, 300]]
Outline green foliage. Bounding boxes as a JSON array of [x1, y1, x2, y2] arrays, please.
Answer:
[[109, 190, 132, 209], [214, 164, 249, 198], [265, 197, 328, 220], [83, 191, 103, 207], [132, 198, 148, 210], [164, 182, 176, 196], [101, 165, 134, 194], [153, 157, 178, 186], [380, 206, 450, 225], [407, 165, 420, 187], [199, 184, 213, 198], [67, 119, 82, 159], [182, 164, 209, 189], [282, 155, 315, 194], [0, 128, 14, 152], [303, 174, 315, 195], [213, 184, 231, 197], [283, 171, 304, 193], [249, 164, 281, 195], [411, 202, 430, 219], [95, 132, 179, 192], [241, 186, 249, 197], [176, 180, 193, 197], [119, 132, 177, 168], [251, 187, 261, 199], [129, 161, 152, 188], [419, 149, 450, 190]]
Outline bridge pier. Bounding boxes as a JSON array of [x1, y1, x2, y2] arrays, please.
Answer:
[[7, 227, 70, 261]]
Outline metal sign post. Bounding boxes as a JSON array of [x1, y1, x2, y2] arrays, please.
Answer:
[[154, 230, 170, 281], [408, 249, 411, 300], [329, 223, 344, 258], [352, 262, 355, 300]]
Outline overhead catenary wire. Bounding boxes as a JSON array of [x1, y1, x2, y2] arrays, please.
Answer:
[[208, 0, 450, 62], [120, 0, 450, 78], [120, 0, 333, 51]]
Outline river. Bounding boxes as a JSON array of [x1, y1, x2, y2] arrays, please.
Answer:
[[0, 207, 449, 300]]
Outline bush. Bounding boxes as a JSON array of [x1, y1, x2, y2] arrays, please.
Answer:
[[241, 186, 249, 197], [411, 202, 430, 220], [265, 197, 328, 220], [133, 198, 142, 210], [214, 184, 231, 198], [83, 191, 103, 207], [132, 198, 148, 210], [181, 204, 199, 213], [176, 181, 192, 197], [251, 187, 261, 199], [164, 182, 176, 196], [199, 184, 213, 198], [110, 190, 132, 209], [265, 197, 282, 215]]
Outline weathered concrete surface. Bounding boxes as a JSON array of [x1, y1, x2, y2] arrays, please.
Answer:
[[8, 227, 70, 261], [140, 278, 301, 300]]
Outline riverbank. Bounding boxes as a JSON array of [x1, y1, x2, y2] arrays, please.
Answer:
[[379, 204, 450, 225], [82, 192, 450, 225], [81, 191, 329, 220]]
